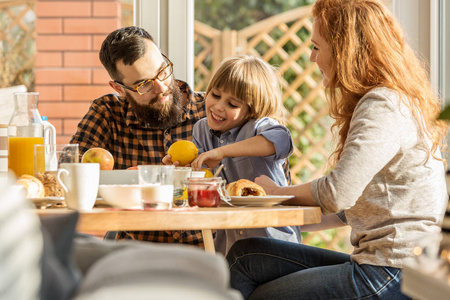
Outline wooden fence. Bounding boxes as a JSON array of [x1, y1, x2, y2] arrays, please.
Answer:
[[0, 0, 35, 90]]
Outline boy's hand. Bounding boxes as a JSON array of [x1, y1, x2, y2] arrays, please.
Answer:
[[191, 149, 224, 170]]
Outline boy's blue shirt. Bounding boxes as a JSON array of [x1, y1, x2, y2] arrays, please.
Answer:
[[192, 117, 294, 186], [193, 116, 300, 254]]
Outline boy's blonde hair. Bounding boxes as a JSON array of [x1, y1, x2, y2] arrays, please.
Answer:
[[205, 55, 285, 124], [312, 0, 447, 166]]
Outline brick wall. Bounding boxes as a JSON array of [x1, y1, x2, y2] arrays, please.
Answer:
[[35, 0, 121, 144]]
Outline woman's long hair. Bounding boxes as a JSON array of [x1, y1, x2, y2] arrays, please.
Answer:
[[312, 0, 447, 167]]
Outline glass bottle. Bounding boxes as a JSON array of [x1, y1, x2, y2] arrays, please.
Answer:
[[8, 92, 45, 177]]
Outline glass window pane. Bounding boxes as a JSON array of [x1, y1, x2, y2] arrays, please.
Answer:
[[442, 0, 450, 105]]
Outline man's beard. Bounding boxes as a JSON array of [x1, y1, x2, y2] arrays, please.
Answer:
[[127, 81, 184, 129]]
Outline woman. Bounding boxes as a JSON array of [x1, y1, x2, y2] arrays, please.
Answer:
[[225, 0, 448, 299]]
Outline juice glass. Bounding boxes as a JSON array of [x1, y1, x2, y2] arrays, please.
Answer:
[[173, 167, 192, 207], [138, 165, 174, 210]]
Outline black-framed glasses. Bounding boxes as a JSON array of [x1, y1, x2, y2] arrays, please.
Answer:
[[114, 54, 173, 95]]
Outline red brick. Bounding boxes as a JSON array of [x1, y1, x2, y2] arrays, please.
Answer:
[[36, 35, 91, 51], [35, 52, 62, 67], [64, 85, 113, 101], [64, 18, 120, 34], [39, 102, 92, 118], [40, 118, 63, 136], [56, 135, 73, 145], [35, 69, 91, 85], [93, 34, 108, 51], [36, 18, 62, 34], [93, 1, 121, 17], [92, 68, 111, 84], [36, 1, 91, 17], [34, 85, 63, 101], [64, 52, 102, 67], [63, 119, 82, 135]]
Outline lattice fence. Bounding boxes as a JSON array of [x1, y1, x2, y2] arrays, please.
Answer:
[[0, 0, 35, 90], [121, 0, 133, 27]]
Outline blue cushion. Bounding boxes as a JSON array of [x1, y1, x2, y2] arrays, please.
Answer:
[[40, 211, 81, 300]]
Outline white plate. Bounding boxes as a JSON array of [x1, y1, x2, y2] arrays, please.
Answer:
[[228, 195, 294, 207], [29, 197, 65, 209]]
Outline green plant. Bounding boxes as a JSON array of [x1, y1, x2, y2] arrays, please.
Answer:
[[438, 104, 450, 121]]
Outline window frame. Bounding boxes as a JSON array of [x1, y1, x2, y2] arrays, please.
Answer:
[[134, 0, 194, 87]]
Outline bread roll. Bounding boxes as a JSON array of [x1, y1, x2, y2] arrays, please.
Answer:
[[16, 175, 45, 198], [226, 179, 266, 197], [35, 172, 64, 197]]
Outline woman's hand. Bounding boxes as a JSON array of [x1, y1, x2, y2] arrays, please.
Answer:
[[191, 149, 224, 170], [255, 175, 280, 195], [256, 176, 315, 206]]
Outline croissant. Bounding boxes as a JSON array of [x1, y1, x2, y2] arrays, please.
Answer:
[[226, 179, 266, 197], [17, 175, 46, 198]]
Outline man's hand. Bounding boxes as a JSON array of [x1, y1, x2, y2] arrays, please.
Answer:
[[162, 154, 179, 166]]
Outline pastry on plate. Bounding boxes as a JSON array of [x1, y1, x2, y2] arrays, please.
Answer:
[[35, 172, 64, 197], [16, 174, 46, 198], [226, 179, 266, 197]]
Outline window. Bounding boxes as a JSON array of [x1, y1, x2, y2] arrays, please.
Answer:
[[441, 0, 449, 106]]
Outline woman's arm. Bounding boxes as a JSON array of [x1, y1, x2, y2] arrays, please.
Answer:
[[255, 175, 347, 231], [191, 135, 275, 170], [255, 175, 316, 206]]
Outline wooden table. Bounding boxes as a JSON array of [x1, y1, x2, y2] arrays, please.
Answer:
[[37, 206, 321, 253]]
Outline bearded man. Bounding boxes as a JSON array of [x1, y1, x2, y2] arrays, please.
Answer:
[[70, 26, 206, 246], [71, 26, 205, 169]]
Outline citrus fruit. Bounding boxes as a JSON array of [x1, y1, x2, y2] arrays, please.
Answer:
[[167, 140, 198, 166], [202, 168, 214, 178]]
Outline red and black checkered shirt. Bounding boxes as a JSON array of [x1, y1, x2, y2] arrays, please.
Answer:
[[70, 80, 207, 247]]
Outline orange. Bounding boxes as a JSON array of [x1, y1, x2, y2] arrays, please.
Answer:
[[202, 168, 214, 178]]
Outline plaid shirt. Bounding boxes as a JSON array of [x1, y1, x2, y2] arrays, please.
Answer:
[[70, 80, 207, 247]]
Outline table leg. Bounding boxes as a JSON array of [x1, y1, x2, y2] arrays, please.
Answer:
[[202, 229, 215, 254]]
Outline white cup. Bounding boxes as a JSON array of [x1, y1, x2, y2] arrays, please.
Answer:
[[57, 163, 100, 210]]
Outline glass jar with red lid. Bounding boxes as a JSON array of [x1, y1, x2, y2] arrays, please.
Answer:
[[186, 177, 230, 207]]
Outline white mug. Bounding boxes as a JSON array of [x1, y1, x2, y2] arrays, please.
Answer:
[[57, 163, 100, 210]]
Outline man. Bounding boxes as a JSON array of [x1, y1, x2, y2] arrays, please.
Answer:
[[70, 26, 299, 253], [70, 26, 206, 246]]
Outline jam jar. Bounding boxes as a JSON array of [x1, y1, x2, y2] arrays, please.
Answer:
[[186, 177, 230, 207]]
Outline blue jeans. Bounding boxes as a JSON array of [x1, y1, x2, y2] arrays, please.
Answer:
[[226, 237, 411, 300]]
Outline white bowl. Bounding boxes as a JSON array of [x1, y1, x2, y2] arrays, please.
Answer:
[[190, 171, 206, 178], [98, 184, 142, 209], [100, 170, 138, 185]]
